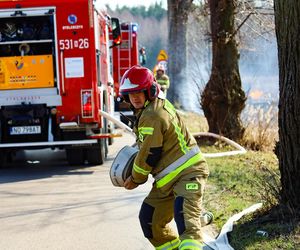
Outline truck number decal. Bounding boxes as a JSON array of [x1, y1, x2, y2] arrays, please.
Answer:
[[59, 38, 89, 50]]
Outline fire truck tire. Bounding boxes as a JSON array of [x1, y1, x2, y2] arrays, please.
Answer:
[[108, 125, 114, 145], [86, 139, 105, 165], [66, 148, 85, 166], [6, 150, 13, 163], [0, 150, 7, 168]]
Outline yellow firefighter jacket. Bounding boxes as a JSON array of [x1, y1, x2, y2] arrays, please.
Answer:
[[131, 97, 208, 188], [155, 74, 170, 90]]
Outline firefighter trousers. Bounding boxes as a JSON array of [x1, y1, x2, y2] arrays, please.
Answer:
[[139, 170, 207, 250]]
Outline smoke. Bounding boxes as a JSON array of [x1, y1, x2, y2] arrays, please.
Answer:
[[239, 36, 279, 103], [183, 6, 278, 114]]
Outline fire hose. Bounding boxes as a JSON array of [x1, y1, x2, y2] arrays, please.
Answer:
[[99, 110, 246, 187], [99, 110, 135, 137], [102, 110, 252, 250], [192, 132, 247, 158], [100, 110, 247, 158]]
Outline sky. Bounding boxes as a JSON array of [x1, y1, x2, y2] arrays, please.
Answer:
[[97, 0, 167, 10]]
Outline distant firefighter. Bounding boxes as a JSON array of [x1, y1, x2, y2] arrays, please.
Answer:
[[139, 46, 147, 65], [155, 64, 170, 96]]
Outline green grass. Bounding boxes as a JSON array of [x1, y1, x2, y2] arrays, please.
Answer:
[[202, 151, 276, 227], [201, 150, 299, 249], [230, 219, 300, 250], [181, 112, 299, 249]]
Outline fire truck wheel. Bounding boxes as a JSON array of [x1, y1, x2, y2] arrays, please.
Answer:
[[0, 150, 7, 168], [86, 139, 105, 165], [66, 148, 85, 166]]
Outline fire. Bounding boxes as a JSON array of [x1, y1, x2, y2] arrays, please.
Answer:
[[249, 90, 263, 100]]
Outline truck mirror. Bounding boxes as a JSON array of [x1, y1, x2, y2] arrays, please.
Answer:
[[110, 17, 121, 48]]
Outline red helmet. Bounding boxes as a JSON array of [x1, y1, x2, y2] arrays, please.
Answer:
[[120, 65, 159, 100]]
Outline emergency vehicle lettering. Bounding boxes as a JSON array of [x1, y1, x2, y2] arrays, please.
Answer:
[[59, 38, 89, 50], [62, 25, 83, 30]]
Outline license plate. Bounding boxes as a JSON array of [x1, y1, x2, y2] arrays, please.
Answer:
[[10, 126, 41, 135]]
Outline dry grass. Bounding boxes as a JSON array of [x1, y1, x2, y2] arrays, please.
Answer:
[[241, 104, 278, 151], [178, 110, 208, 133], [180, 103, 278, 152]]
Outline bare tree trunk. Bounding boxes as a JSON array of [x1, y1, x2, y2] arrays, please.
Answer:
[[274, 0, 300, 214], [201, 0, 246, 141], [167, 0, 193, 105]]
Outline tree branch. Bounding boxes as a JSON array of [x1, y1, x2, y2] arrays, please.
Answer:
[[233, 12, 253, 37]]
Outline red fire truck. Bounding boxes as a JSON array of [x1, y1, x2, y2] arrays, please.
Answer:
[[0, 0, 121, 166], [110, 22, 145, 125]]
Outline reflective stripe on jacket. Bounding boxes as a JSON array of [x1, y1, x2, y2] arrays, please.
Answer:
[[131, 98, 207, 188], [154, 146, 203, 188]]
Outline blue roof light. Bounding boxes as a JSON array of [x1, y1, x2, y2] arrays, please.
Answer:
[[132, 24, 138, 32]]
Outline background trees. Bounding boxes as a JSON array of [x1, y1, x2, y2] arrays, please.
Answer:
[[201, 0, 246, 140], [166, 0, 193, 104], [107, 1, 277, 139], [274, 0, 300, 214], [106, 0, 299, 232]]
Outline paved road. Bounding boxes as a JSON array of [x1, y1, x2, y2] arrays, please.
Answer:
[[0, 131, 154, 250], [0, 131, 217, 250]]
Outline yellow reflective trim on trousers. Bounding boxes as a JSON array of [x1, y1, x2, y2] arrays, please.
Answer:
[[156, 153, 203, 188], [173, 121, 189, 153], [138, 127, 154, 135], [156, 238, 181, 250], [179, 239, 204, 250], [133, 163, 151, 176]]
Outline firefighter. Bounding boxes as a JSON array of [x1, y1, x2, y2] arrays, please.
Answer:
[[139, 46, 147, 66], [120, 65, 209, 250], [155, 64, 170, 96]]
